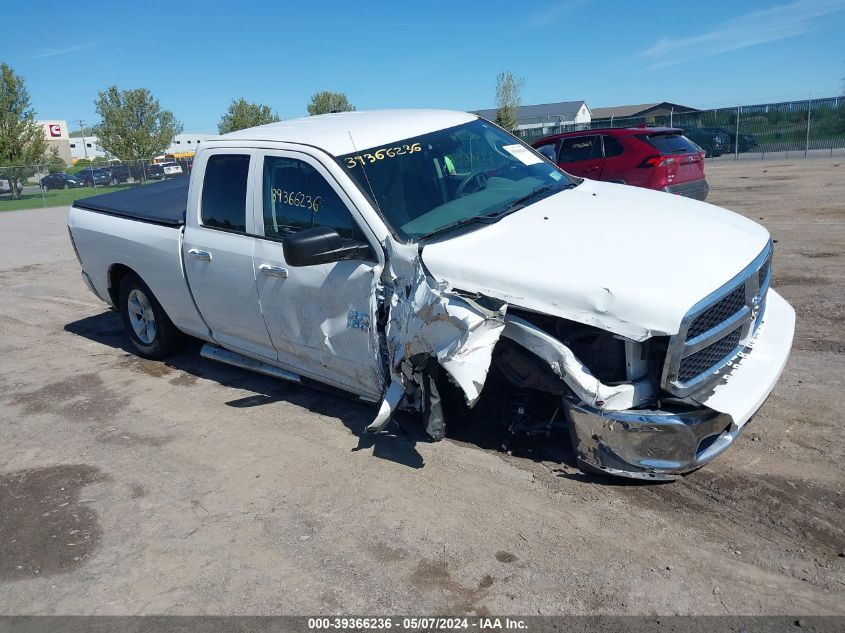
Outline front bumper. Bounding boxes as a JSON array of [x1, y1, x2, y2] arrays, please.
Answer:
[[565, 289, 795, 480], [664, 179, 709, 201]]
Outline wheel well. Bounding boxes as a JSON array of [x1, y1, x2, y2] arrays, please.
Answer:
[[107, 264, 135, 306]]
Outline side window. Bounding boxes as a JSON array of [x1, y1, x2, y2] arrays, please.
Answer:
[[263, 156, 355, 240], [558, 136, 599, 163], [603, 136, 625, 157], [201, 154, 250, 233]]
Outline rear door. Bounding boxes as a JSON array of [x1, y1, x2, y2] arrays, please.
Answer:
[[250, 150, 384, 398], [183, 150, 276, 359], [598, 134, 628, 183], [557, 134, 604, 179]]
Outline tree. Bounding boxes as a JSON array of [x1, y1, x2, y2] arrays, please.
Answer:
[[93, 86, 182, 162], [46, 147, 66, 173], [218, 98, 280, 134], [306, 91, 355, 116], [494, 70, 525, 132], [0, 63, 48, 198]]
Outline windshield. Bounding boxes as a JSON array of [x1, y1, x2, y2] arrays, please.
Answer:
[[338, 119, 577, 240]]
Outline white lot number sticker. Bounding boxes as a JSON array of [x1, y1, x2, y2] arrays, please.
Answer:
[[503, 144, 543, 165]]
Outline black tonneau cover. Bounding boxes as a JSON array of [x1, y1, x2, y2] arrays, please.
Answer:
[[73, 176, 189, 226]]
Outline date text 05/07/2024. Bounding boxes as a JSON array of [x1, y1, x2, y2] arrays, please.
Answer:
[[307, 617, 528, 630]]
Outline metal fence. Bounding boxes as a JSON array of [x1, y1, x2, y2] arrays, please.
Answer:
[[513, 96, 845, 160], [0, 157, 193, 209]]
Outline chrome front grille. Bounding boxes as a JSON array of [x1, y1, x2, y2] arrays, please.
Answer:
[[662, 242, 773, 397], [678, 327, 743, 382], [686, 285, 746, 340]]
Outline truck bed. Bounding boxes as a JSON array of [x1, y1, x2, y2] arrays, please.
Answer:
[[73, 176, 189, 226]]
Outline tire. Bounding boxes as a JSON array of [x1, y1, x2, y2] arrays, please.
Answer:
[[42, 184, 48, 191], [111, 178, 118, 185], [63, 183, 69, 189], [118, 272, 183, 360]]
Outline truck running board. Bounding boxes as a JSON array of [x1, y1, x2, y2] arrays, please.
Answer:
[[200, 344, 301, 384]]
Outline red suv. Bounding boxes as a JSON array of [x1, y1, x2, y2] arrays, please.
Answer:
[[532, 127, 709, 201]]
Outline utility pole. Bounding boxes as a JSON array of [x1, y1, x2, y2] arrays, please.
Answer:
[[77, 119, 89, 160]]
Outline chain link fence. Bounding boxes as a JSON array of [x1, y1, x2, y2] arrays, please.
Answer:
[[514, 96, 845, 160], [0, 157, 193, 211]]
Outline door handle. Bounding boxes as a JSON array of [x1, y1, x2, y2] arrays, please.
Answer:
[[258, 263, 289, 278], [188, 248, 212, 261]]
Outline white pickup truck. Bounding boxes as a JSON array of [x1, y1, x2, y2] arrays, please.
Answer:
[[68, 110, 795, 480]]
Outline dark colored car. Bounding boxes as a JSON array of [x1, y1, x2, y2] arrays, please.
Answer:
[[532, 127, 709, 201], [76, 167, 113, 187], [106, 164, 130, 183], [701, 128, 759, 154], [40, 172, 85, 190], [148, 164, 166, 179], [734, 132, 759, 153], [683, 127, 731, 157]]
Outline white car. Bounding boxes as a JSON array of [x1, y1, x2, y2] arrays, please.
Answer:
[[160, 161, 183, 177], [67, 110, 794, 480]]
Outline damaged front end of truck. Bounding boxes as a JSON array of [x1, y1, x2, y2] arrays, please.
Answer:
[[368, 239, 793, 481]]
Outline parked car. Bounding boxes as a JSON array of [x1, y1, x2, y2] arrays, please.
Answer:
[[683, 127, 731, 157], [106, 164, 131, 183], [160, 161, 184, 178], [40, 172, 85, 190], [697, 128, 760, 154], [68, 110, 794, 481], [145, 164, 164, 179], [76, 167, 113, 187], [0, 174, 11, 194], [533, 127, 709, 200]]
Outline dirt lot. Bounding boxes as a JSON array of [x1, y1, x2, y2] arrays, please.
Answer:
[[0, 159, 842, 615]]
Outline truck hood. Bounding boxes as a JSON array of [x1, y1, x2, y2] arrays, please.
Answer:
[[420, 179, 770, 341]]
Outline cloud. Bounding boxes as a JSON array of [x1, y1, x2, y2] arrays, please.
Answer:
[[33, 42, 96, 59], [520, 0, 593, 31], [639, 0, 845, 68]]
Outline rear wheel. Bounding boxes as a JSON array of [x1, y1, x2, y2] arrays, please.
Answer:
[[118, 273, 183, 359], [63, 183, 69, 189]]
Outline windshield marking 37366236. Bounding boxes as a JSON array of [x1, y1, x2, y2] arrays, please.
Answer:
[[338, 119, 577, 240]]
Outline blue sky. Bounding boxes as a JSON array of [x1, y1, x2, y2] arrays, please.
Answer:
[[4, 0, 844, 133]]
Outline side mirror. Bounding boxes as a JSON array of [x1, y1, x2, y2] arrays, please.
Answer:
[[283, 225, 373, 267]]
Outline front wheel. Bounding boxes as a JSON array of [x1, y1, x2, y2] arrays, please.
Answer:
[[119, 273, 183, 359]]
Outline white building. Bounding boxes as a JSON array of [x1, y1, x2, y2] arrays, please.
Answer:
[[474, 100, 592, 134], [68, 132, 216, 162], [37, 120, 72, 164], [168, 133, 217, 154], [68, 135, 107, 161]]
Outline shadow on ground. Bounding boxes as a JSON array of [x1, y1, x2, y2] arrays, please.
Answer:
[[64, 309, 629, 483]]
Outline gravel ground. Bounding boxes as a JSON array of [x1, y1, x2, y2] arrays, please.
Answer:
[[0, 158, 842, 615]]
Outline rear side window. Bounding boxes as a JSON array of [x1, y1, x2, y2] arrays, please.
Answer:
[[201, 154, 250, 232], [639, 133, 700, 155], [559, 135, 600, 163], [603, 135, 625, 157]]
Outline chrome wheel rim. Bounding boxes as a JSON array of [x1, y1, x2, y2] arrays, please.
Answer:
[[127, 289, 156, 344]]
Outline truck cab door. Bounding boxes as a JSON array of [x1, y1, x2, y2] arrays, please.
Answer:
[[557, 134, 604, 179], [250, 150, 384, 399], [182, 150, 276, 359]]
